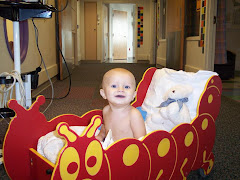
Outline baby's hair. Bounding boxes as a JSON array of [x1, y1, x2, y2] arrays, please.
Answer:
[[101, 68, 136, 89]]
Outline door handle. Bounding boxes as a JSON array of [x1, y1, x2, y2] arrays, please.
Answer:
[[213, 16, 217, 24]]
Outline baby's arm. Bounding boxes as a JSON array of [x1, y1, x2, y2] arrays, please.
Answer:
[[95, 124, 106, 142], [130, 108, 146, 139], [96, 106, 108, 142]]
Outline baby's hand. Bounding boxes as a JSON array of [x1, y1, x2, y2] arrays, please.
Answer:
[[101, 129, 113, 149], [95, 135, 103, 142], [138, 136, 144, 141]]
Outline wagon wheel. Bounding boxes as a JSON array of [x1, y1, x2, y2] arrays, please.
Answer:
[[199, 152, 214, 177], [198, 168, 208, 178]]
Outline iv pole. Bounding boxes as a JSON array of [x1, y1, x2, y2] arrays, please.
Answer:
[[13, 21, 21, 104]]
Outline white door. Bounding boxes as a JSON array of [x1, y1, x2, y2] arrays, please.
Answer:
[[113, 10, 128, 60]]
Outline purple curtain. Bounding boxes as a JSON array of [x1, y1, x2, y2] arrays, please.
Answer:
[[3, 20, 29, 64], [214, 0, 227, 64], [3, 0, 29, 64]]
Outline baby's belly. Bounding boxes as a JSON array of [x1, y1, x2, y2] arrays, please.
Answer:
[[112, 129, 134, 141]]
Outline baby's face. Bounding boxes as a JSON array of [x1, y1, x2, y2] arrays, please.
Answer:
[[100, 69, 136, 106]]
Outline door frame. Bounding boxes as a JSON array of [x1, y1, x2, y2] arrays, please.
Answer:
[[204, 0, 217, 71], [102, 3, 109, 63], [57, 0, 78, 80], [166, 0, 185, 70]]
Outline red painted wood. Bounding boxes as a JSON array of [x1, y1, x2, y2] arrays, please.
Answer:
[[3, 69, 222, 180], [191, 115, 215, 171], [105, 139, 150, 180], [132, 67, 157, 107], [3, 96, 102, 180], [170, 124, 198, 179], [29, 148, 54, 180], [143, 131, 176, 179]]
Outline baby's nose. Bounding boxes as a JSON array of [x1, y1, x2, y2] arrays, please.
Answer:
[[117, 86, 124, 92]]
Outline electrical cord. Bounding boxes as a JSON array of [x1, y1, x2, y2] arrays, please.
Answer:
[[0, 112, 4, 119], [32, 19, 54, 113], [0, 113, 9, 125], [32, 15, 72, 101], [32, 18, 42, 67], [50, 32, 72, 100], [0, 71, 26, 108]]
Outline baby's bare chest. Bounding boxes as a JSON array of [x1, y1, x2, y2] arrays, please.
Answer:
[[104, 112, 132, 133]]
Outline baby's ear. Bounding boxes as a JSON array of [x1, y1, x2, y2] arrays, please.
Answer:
[[100, 89, 107, 99], [132, 91, 137, 100]]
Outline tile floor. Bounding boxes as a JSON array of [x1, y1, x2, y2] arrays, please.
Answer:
[[221, 71, 240, 102]]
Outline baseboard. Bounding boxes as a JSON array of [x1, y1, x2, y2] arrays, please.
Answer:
[[32, 64, 58, 98], [156, 64, 165, 68], [65, 57, 74, 63], [80, 60, 101, 64], [38, 64, 58, 86], [184, 65, 201, 72], [156, 57, 166, 67], [137, 60, 150, 63], [32, 76, 58, 98], [137, 54, 150, 61]]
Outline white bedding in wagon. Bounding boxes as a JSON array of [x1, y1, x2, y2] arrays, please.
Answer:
[[142, 68, 218, 132]]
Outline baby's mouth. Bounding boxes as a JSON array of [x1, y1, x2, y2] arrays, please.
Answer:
[[115, 95, 125, 98]]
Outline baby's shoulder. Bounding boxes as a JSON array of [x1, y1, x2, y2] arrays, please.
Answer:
[[102, 105, 110, 112], [130, 106, 142, 117]]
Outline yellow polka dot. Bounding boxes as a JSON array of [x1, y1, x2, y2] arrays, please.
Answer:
[[123, 144, 139, 166], [184, 131, 194, 147], [211, 79, 214, 83], [157, 138, 170, 157], [202, 118, 208, 130], [208, 94, 213, 104]]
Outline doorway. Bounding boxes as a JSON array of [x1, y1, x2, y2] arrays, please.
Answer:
[[58, 0, 77, 80], [84, 2, 97, 60], [166, 0, 185, 70], [113, 10, 128, 60], [105, 3, 136, 63]]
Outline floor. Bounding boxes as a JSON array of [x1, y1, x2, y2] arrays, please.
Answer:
[[221, 71, 240, 102]]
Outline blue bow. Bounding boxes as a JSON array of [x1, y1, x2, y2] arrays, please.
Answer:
[[158, 97, 189, 111]]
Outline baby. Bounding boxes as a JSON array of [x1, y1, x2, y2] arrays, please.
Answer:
[[96, 68, 146, 143]]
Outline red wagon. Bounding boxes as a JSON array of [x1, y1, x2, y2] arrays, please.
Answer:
[[3, 67, 222, 179]]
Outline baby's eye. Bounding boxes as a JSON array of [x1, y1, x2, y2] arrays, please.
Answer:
[[124, 85, 130, 89], [111, 85, 117, 88]]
